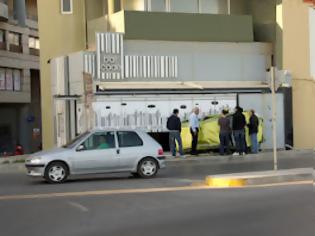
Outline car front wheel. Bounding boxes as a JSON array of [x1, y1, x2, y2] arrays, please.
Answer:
[[137, 158, 158, 178], [44, 162, 69, 184]]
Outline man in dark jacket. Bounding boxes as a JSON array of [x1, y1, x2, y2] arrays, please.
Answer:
[[232, 106, 246, 156], [218, 109, 231, 155], [167, 109, 184, 158], [248, 109, 259, 153]]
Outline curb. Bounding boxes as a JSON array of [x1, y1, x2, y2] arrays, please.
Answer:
[[0, 163, 26, 174], [0, 155, 28, 165], [165, 149, 314, 163], [205, 168, 314, 187]]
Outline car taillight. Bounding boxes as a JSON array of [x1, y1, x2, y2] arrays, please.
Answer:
[[158, 148, 164, 156]]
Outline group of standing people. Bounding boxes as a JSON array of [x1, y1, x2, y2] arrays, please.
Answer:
[[167, 106, 259, 158], [218, 106, 259, 156]]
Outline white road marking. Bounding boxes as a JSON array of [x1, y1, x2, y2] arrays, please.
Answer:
[[68, 201, 89, 212]]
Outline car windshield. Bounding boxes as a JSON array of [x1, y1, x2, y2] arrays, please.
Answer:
[[62, 131, 90, 149]]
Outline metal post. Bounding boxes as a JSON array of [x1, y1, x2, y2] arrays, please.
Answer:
[[271, 67, 278, 170], [227, 0, 231, 15]]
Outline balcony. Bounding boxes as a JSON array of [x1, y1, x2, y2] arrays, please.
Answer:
[[29, 48, 39, 56], [0, 41, 6, 50], [107, 11, 254, 42], [9, 44, 22, 53], [26, 14, 38, 30], [0, 0, 8, 21]]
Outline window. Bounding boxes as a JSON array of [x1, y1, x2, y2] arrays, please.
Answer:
[[122, 0, 145, 11], [63, 131, 90, 149], [0, 30, 5, 43], [150, 0, 166, 12], [5, 69, 13, 91], [81, 132, 116, 151], [0, 30, 5, 50], [8, 32, 21, 46], [199, 0, 228, 14], [29, 36, 40, 49], [8, 32, 22, 53], [61, 0, 73, 14], [0, 68, 5, 90], [170, 0, 198, 13], [13, 69, 21, 91], [117, 131, 143, 148]]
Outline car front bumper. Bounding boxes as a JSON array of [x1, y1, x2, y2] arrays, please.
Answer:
[[25, 164, 45, 177]]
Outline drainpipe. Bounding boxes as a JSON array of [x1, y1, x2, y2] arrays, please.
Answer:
[[13, 0, 26, 27]]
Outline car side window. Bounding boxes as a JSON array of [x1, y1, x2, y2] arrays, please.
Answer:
[[81, 132, 116, 151], [117, 131, 143, 148]]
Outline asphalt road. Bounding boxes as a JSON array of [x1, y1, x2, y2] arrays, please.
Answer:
[[0, 184, 314, 236], [0, 152, 314, 236], [0, 151, 314, 196]]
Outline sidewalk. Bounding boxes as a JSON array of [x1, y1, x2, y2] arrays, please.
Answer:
[[166, 149, 315, 163]]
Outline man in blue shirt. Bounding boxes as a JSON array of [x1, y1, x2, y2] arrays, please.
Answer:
[[189, 107, 200, 155]]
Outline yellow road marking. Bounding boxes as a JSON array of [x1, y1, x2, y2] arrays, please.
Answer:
[[205, 177, 246, 187]]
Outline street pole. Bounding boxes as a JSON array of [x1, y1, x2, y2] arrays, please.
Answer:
[[271, 67, 278, 170]]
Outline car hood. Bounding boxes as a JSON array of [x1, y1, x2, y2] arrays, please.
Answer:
[[29, 148, 68, 158]]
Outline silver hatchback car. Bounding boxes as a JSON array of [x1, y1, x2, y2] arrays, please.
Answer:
[[25, 129, 166, 183]]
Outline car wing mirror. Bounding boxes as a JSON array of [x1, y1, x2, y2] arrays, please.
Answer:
[[76, 145, 85, 152]]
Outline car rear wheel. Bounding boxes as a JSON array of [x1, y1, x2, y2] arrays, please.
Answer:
[[44, 162, 69, 184], [137, 158, 158, 178]]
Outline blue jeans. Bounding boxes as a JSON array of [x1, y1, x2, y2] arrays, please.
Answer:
[[250, 133, 258, 153], [169, 131, 184, 156], [219, 132, 230, 155], [233, 130, 246, 154]]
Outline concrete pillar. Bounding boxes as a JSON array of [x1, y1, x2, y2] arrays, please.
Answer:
[[21, 33, 29, 54], [22, 69, 31, 94], [13, 0, 26, 27]]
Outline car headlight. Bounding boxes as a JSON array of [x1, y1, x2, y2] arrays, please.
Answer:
[[29, 157, 42, 164]]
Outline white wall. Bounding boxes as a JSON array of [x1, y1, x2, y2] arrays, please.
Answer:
[[124, 40, 272, 82], [93, 94, 237, 132], [51, 56, 66, 96], [69, 52, 84, 96], [239, 93, 285, 149]]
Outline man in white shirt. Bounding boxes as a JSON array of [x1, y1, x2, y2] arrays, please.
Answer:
[[189, 107, 200, 155]]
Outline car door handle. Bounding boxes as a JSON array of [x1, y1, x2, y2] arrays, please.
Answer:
[[116, 149, 120, 154]]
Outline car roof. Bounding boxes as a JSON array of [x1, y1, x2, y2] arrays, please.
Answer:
[[91, 128, 146, 133]]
